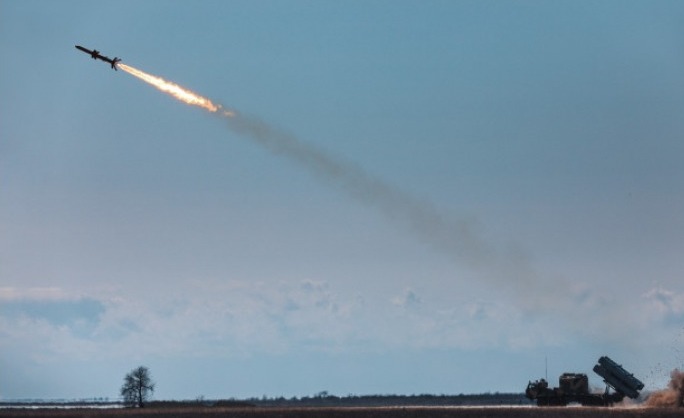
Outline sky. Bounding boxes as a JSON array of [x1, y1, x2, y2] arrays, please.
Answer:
[[1, 0, 683, 401]]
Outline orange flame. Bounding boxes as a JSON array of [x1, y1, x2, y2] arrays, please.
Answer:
[[118, 63, 234, 117]]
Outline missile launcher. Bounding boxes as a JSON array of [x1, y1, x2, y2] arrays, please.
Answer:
[[593, 356, 644, 399], [526, 356, 644, 407]]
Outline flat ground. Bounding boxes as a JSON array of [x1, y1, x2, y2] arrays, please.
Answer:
[[0, 406, 682, 418]]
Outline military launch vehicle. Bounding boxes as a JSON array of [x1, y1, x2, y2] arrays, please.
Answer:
[[525, 356, 644, 406]]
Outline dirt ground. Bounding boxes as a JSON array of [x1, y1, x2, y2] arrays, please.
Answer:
[[0, 406, 682, 418]]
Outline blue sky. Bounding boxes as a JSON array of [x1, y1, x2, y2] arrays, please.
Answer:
[[1, 0, 683, 400]]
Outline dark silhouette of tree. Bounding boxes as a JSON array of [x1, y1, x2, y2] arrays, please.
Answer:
[[120, 366, 155, 408]]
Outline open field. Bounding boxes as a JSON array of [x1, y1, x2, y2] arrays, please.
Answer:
[[1, 406, 682, 418]]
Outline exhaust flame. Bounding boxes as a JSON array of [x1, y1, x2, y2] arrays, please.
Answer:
[[118, 63, 234, 116]]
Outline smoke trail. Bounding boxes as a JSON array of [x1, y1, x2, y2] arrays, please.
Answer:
[[222, 114, 558, 309], [118, 62, 572, 315], [226, 114, 496, 266], [119, 63, 490, 265]]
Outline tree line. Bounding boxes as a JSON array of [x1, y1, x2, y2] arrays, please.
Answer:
[[116, 365, 527, 408]]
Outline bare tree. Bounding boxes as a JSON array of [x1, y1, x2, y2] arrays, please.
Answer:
[[120, 366, 155, 408]]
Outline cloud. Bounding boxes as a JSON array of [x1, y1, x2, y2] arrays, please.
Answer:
[[0, 287, 71, 301], [0, 281, 525, 363], [643, 287, 684, 325], [4, 282, 680, 370], [1, 298, 104, 328], [465, 300, 495, 321], [0, 288, 105, 338], [59, 279, 362, 358], [392, 288, 422, 309]]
